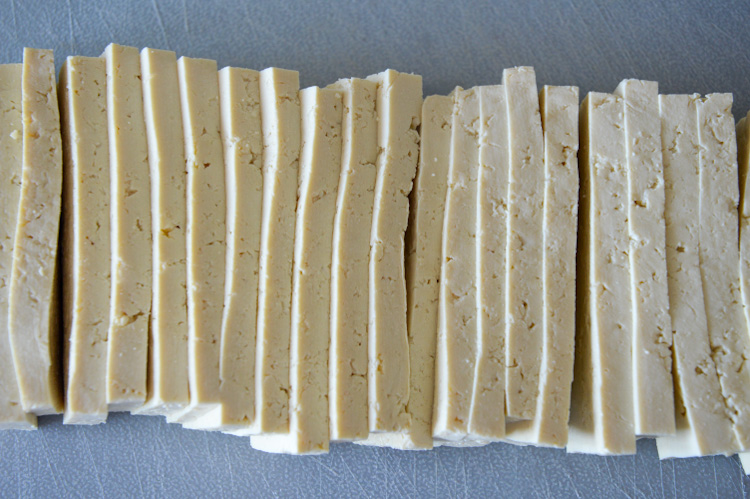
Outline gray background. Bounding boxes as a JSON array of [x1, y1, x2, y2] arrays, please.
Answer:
[[0, 0, 749, 497]]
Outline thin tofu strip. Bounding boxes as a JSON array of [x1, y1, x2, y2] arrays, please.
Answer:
[[168, 57, 226, 425], [366, 69, 422, 432], [134, 48, 189, 416], [9, 48, 63, 415], [0, 64, 36, 429], [655, 94, 737, 458], [568, 93, 635, 455], [506, 85, 579, 447], [737, 113, 750, 466], [103, 44, 152, 411], [59, 57, 110, 424], [252, 87, 342, 454], [328, 78, 378, 442]]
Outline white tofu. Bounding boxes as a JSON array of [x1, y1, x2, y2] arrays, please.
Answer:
[[59, 57, 110, 425], [505, 85, 579, 447], [251, 87, 342, 454], [133, 48, 189, 417], [568, 92, 635, 455], [366, 69, 422, 433], [0, 64, 36, 429], [656, 94, 737, 458], [738, 113, 750, 466], [327, 78, 378, 442], [8, 48, 64, 415]]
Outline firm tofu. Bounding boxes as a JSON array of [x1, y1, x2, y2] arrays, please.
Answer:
[[505, 86, 579, 447], [655, 94, 737, 458], [366, 69, 422, 433], [738, 113, 750, 466], [102, 44, 152, 411], [251, 87, 342, 454], [133, 48, 189, 416], [568, 92, 635, 455], [0, 64, 36, 429], [167, 57, 226, 425], [8, 48, 63, 415], [327, 78, 378, 442], [59, 57, 110, 424]]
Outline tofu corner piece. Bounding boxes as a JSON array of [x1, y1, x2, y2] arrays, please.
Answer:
[[59, 56, 110, 425], [9, 48, 64, 415], [102, 43, 152, 411], [251, 86, 342, 454], [0, 63, 36, 429]]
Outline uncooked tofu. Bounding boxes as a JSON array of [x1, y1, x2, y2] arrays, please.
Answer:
[[655, 94, 737, 459], [102, 44, 152, 411], [0, 64, 36, 429], [738, 112, 750, 467], [252, 87, 342, 454], [505, 85, 579, 447], [133, 48, 189, 417], [366, 69, 422, 433], [328, 78, 378, 442], [59, 57, 110, 424], [8, 48, 63, 415], [568, 92, 635, 456]]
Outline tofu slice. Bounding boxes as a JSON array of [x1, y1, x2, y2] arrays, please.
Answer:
[[568, 92, 635, 455], [133, 48, 189, 417], [167, 57, 226, 425], [613, 80, 675, 437], [8, 48, 63, 415], [102, 44, 152, 411], [503, 67, 545, 421], [59, 57, 110, 424], [738, 113, 750, 466], [655, 94, 737, 458], [251, 87, 342, 454], [505, 85, 579, 447], [0, 64, 36, 429], [366, 69, 422, 433], [327, 78, 378, 442]]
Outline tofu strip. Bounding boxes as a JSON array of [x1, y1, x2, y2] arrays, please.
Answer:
[[9, 48, 63, 415], [60, 57, 110, 424], [0, 64, 36, 429], [252, 87, 342, 454], [738, 113, 750, 466], [103, 44, 152, 411], [134, 48, 189, 416]]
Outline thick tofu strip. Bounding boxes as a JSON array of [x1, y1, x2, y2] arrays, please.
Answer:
[[568, 92, 635, 455], [59, 57, 110, 424], [103, 44, 152, 411], [134, 48, 189, 416], [252, 87, 342, 454], [168, 57, 226, 425], [503, 67, 545, 421], [614, 80, 675, 437], [9, 48, 63, 415], [0, 64, 36, 429], [366, 69, 422, 432], [505, 85, 579, 447], [655, 94, 737, 458], [328, 78, 378, 442]]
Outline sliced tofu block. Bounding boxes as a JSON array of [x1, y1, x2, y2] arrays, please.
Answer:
[[366, 69, 422, 433], [167, 57, 226, 425], [328, 78, 378, 442], [252, 87, 342, 454], [9, 48, 63, 415], [433, 87, 480, 442], [102, 44, 152, 411], [0, 64, 36, 429], [503, 67, 545, 421], [568, 92, 635, 455], [655, 94, 737, 458], [59, 57, 110, 424], [133, 48, 189, 417], [505, 85, 579, 447]]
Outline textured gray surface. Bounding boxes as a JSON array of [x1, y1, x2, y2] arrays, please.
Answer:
[[1, 0, 750, 497]]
